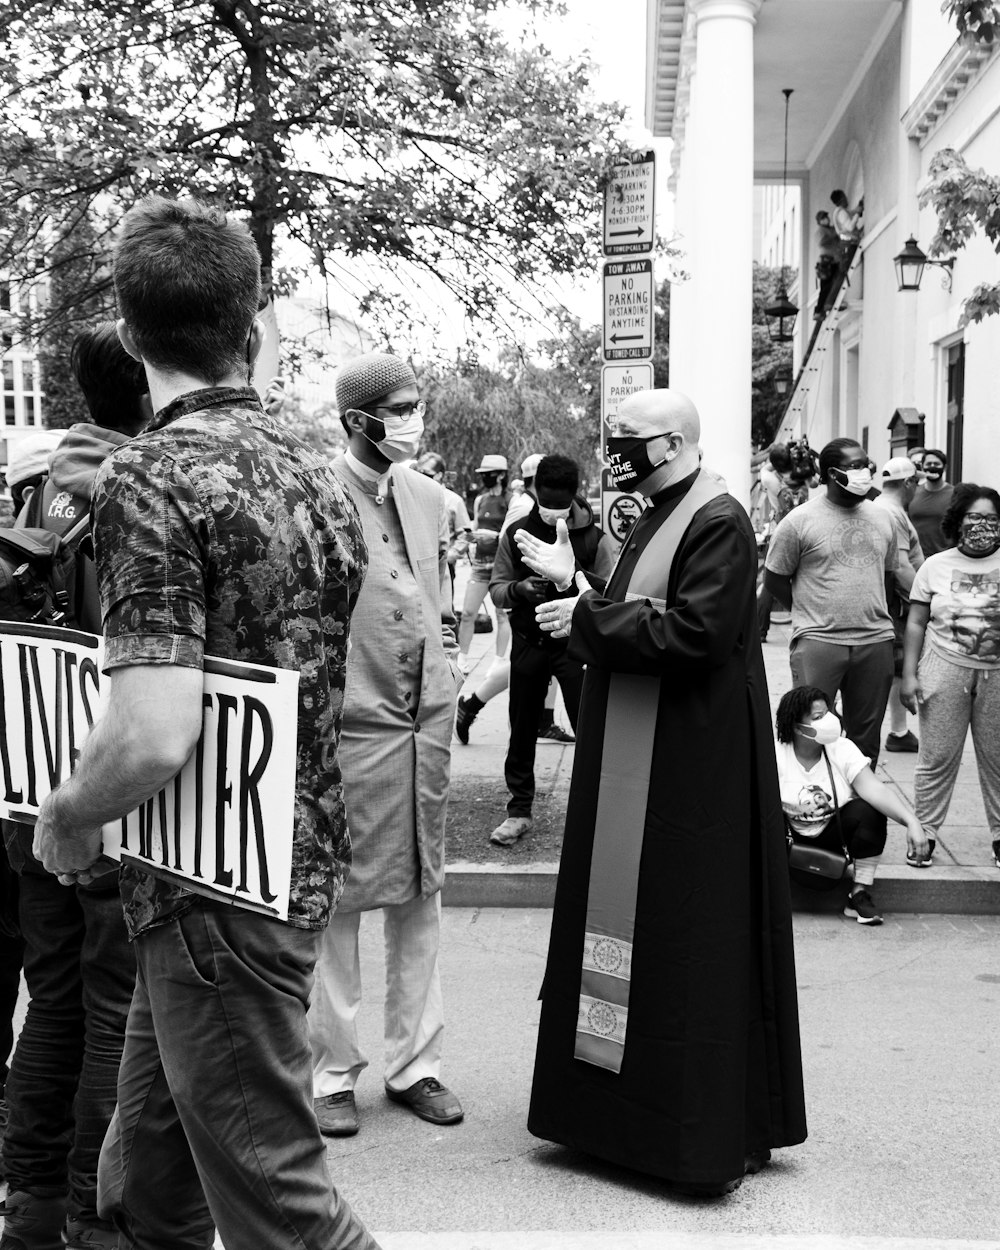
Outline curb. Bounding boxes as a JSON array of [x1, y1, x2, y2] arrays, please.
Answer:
[[442, 861, 1000, 915]]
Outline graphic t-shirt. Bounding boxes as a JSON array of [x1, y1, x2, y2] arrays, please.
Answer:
[[775, 737, 870, 837], [765, 494, 896, 644], [910, 546, 1000, 667]]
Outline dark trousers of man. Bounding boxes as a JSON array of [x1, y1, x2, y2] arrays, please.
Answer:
[[505, 634, 584, 817], [790, 637, 894, 766], [0, 839, 23, 1094], [98, 899, 380, 1250], [1, 822, 134, 1219]]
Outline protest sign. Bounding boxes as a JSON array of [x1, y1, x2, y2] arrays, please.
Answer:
[[0, 623, 299, 920]]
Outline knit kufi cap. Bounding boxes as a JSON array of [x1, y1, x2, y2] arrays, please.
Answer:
[[335, 352, 417, 414]]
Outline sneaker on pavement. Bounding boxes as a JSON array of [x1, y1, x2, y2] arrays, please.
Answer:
[[906, 837, 936, 869], [489, 816, 532, 847], [538, 724, 575, 744], [0, 1190, 66, 1250], [385, 1077, 463, 1126], [844, 887, 883, 925], [885, 730, 919, 753], [61, 1216, 121, 1249], [455, 696, 477, 745], [313, 1091, 359, 1137]]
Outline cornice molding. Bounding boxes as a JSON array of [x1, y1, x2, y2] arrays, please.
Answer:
[[902, 35, 1000, 147]]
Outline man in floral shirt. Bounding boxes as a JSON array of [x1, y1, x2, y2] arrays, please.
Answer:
[[33, 196, 378, 1250]]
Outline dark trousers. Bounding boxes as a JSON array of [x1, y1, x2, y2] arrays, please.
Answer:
[[820, 797, 888, 860], [790, 637, 894, 767], [98, 901, 380, 1250], [2, 823, 134, 1216], [505, 635, 584, 817], [0, 837, 23, 1086]]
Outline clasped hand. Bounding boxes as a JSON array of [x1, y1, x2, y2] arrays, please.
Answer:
[[32, 790, 105, 887]]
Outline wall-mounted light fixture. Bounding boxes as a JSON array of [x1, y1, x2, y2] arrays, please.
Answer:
[[894, 236, 955, 293], [764, 88, 798, 343], [773, 365, 793, 396]]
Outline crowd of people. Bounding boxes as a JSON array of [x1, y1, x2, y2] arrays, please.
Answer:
[[0, 191, 993, 1247]]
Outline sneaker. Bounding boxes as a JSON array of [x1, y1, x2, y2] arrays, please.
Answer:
[[993, 839, 1000, 869], [885, 730, 919, 753], [62, 1216, 121, 1249], [906, 837, 936, 868], [538, 724, 575, 744], [455, 696, 477, 745], [0, 1191, 66, 1250], [844, 887, 883, 926], [489, 816, 532, 847]]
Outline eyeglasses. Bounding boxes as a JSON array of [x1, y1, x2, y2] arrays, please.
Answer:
[[375, 400, 426, 420]]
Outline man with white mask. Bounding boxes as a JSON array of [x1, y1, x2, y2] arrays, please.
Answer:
[[765, 436, 897, 765], [518, 389, 806, 1195], [309, 352, 464, 1138]]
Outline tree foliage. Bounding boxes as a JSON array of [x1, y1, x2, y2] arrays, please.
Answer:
[[0, 0, 628, 348], [919, 148, 1000, 326], [418, 280, 671, 497], [943, 0, 1000, 43]]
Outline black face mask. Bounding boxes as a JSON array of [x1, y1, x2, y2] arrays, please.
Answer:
[[923, 464, 944, 481], [606, 435, 667, 491]]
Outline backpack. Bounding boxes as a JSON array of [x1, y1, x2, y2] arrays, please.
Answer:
[[0, 479, 93, 630]]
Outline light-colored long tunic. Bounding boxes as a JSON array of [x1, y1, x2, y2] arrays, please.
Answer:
[[333, 456, 458, 911]]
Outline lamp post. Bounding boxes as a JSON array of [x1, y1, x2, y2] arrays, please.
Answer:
[[894, 236, 955, 293], [764, 88, 798, 343]]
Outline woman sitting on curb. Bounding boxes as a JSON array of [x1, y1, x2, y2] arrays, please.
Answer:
[[775, 686, 928, 925]]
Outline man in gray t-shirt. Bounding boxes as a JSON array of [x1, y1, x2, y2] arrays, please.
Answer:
[[765, 437, 897, 765]]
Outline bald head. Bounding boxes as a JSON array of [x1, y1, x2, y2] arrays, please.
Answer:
[[608, 388, 702, 496], [614, 389, 701, 444]]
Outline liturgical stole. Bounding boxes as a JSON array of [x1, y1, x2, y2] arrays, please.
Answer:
[[575, 471, 727, 1073]]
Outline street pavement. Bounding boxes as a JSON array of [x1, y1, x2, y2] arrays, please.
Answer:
[[448, 572, 1000, 915], [333, 907, 1000, 1249]]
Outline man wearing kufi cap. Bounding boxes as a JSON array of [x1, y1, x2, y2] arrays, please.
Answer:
[[308, 351, 464, 1137], [874, 456, 924, 754]]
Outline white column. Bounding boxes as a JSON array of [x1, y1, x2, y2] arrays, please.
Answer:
[[688, 0, 761, 509], [668, 66, 698, 398]]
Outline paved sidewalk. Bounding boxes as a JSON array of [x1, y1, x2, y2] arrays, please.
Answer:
[[447, 569, 1000, 913], [329, 909, 1000, 1246]]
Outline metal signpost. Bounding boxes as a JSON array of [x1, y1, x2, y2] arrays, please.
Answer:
[[600, 152, 656, 540]]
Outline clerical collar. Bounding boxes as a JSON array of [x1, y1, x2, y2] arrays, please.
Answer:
[[345, 449, 391, 502], [648, 467, 701, 508]]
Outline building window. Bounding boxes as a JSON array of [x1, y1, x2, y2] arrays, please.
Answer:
[[0, 283, 9, 313], [946, 342, 965, 482]]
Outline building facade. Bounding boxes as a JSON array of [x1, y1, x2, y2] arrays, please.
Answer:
[[647, 0, 1000, 501]]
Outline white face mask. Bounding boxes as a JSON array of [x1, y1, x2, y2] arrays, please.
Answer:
[[833, 467, 873, 497], [797, 711, 841, 746], [537, 505, 571, 527], [362, 411, 425, 463]]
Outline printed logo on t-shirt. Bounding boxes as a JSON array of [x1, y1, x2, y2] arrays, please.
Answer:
[[782, 783, 835, 835], [830, 517, 882, 569], [947, 566, 1000, 660]]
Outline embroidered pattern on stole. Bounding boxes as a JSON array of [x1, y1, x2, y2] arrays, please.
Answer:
[[574, 471, 726, 1074]]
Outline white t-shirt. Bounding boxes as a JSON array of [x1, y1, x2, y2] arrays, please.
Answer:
[[775, 737, 870, 837], [910, 547, 1000, 668]]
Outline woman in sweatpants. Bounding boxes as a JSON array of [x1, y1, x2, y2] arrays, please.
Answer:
[[902, 483, 1000, 868]]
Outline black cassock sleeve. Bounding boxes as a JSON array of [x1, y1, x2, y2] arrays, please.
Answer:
[[568, 509, 756, 676]]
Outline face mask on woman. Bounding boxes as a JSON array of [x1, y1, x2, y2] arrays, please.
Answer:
[[959, 515, 1000, 557], [796, 711, 841, 746]]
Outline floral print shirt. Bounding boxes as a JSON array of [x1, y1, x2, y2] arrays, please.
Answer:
[[92, 387, 367, 938]]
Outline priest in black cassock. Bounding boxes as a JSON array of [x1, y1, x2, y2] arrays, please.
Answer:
[[515, 389, 806, 1196]]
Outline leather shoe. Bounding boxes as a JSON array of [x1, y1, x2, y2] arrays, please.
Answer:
[[385, 1077, 464, 1125], [314, 1091, 358, 1137]]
